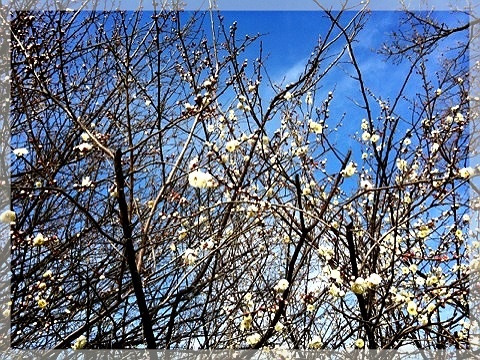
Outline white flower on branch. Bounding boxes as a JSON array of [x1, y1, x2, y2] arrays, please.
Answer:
[[0, 210, 16, 223], [13, 148, 28, 157], [188, 170, 216, 189], [274, 278, 289, 293]]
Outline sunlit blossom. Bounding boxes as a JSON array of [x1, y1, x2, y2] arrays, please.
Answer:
[[455, 229, 463, 240], [305, 92, 313, 105], [308, 120, 323, 134], [351, 277, 366, 295], [455, 112, 465, 123], [75, 143, 93, 152], [82, 176, 92, 187], [228, 109, 236, 121], [308, 335, 323, 349], [330, 269, 342, 283], [225, 139, 240, 152], [360, 179, 373, 190], [361, 119, 369, 130], [417, 225, 430, 239], [188, 170, 216, 189], [419, 314, 429, 326], [37, 299, 48, 309], [366, 273, 382, 287], [275, 279, 289, 293], [355, 338, 365, 348], [13, 148, 28, 157], [342, 162, 357, 177], [182, 248, 197, 266], [33, 233, 46, 246], [178, 228, 187, 241], [80, 132, 90, 141], [370, 134, 380, 143], [240, 314, 253, 331], [426, 275, 439, 286], [329, 283, 345, 297], [246, 333, 261, 346], [361, 132, 371, 141], [274, 322, 285, 332], [0, 210, 16, 223], [396, 159, 408, 172], [72, 335, 87, 350], [459, 167, 474, 179], [407, 300, 418, 316], [295, 145, 308, 157]]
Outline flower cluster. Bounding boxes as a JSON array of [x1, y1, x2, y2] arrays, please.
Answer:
[[188, 170, 216, 189]]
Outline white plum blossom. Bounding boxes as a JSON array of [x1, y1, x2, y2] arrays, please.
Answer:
[[188, 170, 216, 189], [13, 148, 28, 157], [33, 233, 46, 246], [182, 248, 197, 266], [366, 273, 382, 287], [396, 159, 408, 172], [274, 278, 289, 293], [72, 335, 87, 350], [75, 143, 93, 152], [274, 321, 285, 332], [308, 119, 323, 134], [360, 179, 373, 190], [305, 91, 313, 105], [361, 119, 369, 130], [0, 210, 16, 223], [329, 283, 345, 297], [225, 139, 240, 153], [351, 277, 366, 294], [240, 314, 253, 331], [459, 167, 474, 179], [342, 162, 357, 177], [355, 338, 365, 348], [246, 333, 261, 346], [407, 300, 418, 316], [82, 176, 92, 187], [329, 269, 342, 284], [188, 157, 199, 170], [308, 335, 323, 349]]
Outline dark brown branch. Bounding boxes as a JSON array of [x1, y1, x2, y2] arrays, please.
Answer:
[[346, 222, 377, 349], [114, 148, 157, 350]]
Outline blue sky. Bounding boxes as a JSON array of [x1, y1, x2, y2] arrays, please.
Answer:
[[215, 10, 468, 150]]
